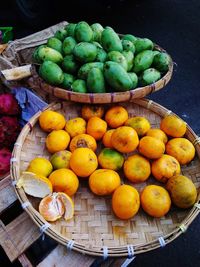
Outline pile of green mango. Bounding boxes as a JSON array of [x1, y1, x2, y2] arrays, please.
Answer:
[[33, 21, 171, 93]]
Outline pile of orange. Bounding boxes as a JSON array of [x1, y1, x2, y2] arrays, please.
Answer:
[[21, 104, 197, 222]]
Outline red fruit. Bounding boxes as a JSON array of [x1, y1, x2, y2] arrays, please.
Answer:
[[0, 116, 21, 148], [0, 147, 12, 175], [0, 93, 20, 115]]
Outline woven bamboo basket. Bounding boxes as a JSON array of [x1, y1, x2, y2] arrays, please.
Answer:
[[27, 45, 173, 104], [10, 98, 200, 258]]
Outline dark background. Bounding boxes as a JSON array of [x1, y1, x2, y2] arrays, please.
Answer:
[[1, 0, 200, 266]]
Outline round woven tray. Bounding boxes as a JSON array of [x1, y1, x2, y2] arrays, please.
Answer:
[[27, 45, 173, 104], [10, 99, 200, 257]]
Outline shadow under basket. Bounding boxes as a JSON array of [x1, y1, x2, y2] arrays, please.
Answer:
[[27, 45, 173, 104], [10, 98, 200, 258]]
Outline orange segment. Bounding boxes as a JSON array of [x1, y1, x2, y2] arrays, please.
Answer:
[[57, 192, 74, 221], [17, 171, 52, 198]]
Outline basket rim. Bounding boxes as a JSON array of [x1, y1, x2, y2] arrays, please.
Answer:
[[10, 98, 200, 257], [28, 44, 174, 104]]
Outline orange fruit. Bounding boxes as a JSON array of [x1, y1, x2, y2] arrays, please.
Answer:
[[105, 106, 128, 128], [65, 117, 86, 138], [27, 157, 53, 177], [39, 110, 66, 132], [123, 154, 151, 183], [46, 130, 70, 154], [98, 148, 124, 171], [69, 133, 97, 152], [160, 115, 187, 138], [49, 168, 79, 196], [111, 126, 139, 153], [165, 138, 195, 165], [89, 169, 121, 196], [69, 147, 98, 177], [166, 175, 197, 209], [151, 154, 181, 183], [39, 192, 74, 222], [138, 136, 165, 159], [50, 150, 72, 169], [86, 116, 107, 140], [102, 129, 115, 148], [124, 116, 151, 137], [146, 128, 168, 144], [140, 185, 171, 218], [17, 171, 53, 198], [81, 104, 105, 121], [112, 184, 140, 220]]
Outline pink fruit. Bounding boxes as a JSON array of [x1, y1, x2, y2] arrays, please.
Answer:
[[0, 93, 20, 115], [0, 147, 12, 175], [0, 116, 21, 148]]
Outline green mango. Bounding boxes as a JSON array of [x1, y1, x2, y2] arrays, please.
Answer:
[[72, 79, 87, 93], [37, 47, 63, 64], [62, 55, 79, 74], [32, 45, 46, 63], [62, 37, 77, 55], [73, 42, 97, 63], [139, 68, 161, 86], [134, 38, 154, 54], [104, 61, 133, 91], [133, 50, 154, 73], [153, 52, 171, 72], [78, 62, 104, 79], [74, 21, 93, 42], [128, 72, 138, 89], [96, 48, 107, 62], [91, 23, 104, 42], [54, 29, 68, 41], [122, 39, 135, 53], [47, 37, 62, 54], [122, 34, 137, 43], [61, 73, 75, 89], [101, 27, 123, 52], [65, 23, 76, 37], [87, 68, 106, 93], [107, 51, 128, 70], [39, 61, 64, 85], [122, 50, 134, 71]]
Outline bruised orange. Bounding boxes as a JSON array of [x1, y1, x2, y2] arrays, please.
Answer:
[[81, 104, 105, 121], [98, 148, 124, 171], [123, 154, 151, 183], [141, 185, 171, 218], [102, 129, 115, 148], [151, 154, 181, 183], [86, 116, 107, 140], [89, 169, 121, 196], [112, 184, 140, 220], [125, 116, 151, 137], [69, 134, 97, 152], [105, 106, 128, 128], [166, 138, 195, 165], [160, 115, 186, 138], [111, 126, 139, 153], [138, 136, 165, 159], [146, 128, 168, 144], [69, 147, 98, 177]]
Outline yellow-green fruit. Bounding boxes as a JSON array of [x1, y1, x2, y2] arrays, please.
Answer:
[[37, 47, 63, 64], [39, 61, 64, 85], [47, 37, 62, 54], [98, 148, 124, 171], [50, 150, 72, 170]]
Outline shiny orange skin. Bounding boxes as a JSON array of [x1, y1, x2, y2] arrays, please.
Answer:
[[151, 154, 181, 183], [123, 154, 151, 183], [141, 185, 171, 218], [46, 130, 70, 154], [146, 128, 168, 144], [102, 129, 115, 148], [65, 117, 86, 138], [81, 104, 105, 121], [160, 115, 186, 138], [105, 106, 128, 128], [69, 134, 97, 152], [86, 116, 107, 140], [138, 136, 165, 159], [39, 110, 66, 132], [111, 126, 139, 153], [165, 138, 195, 165]]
